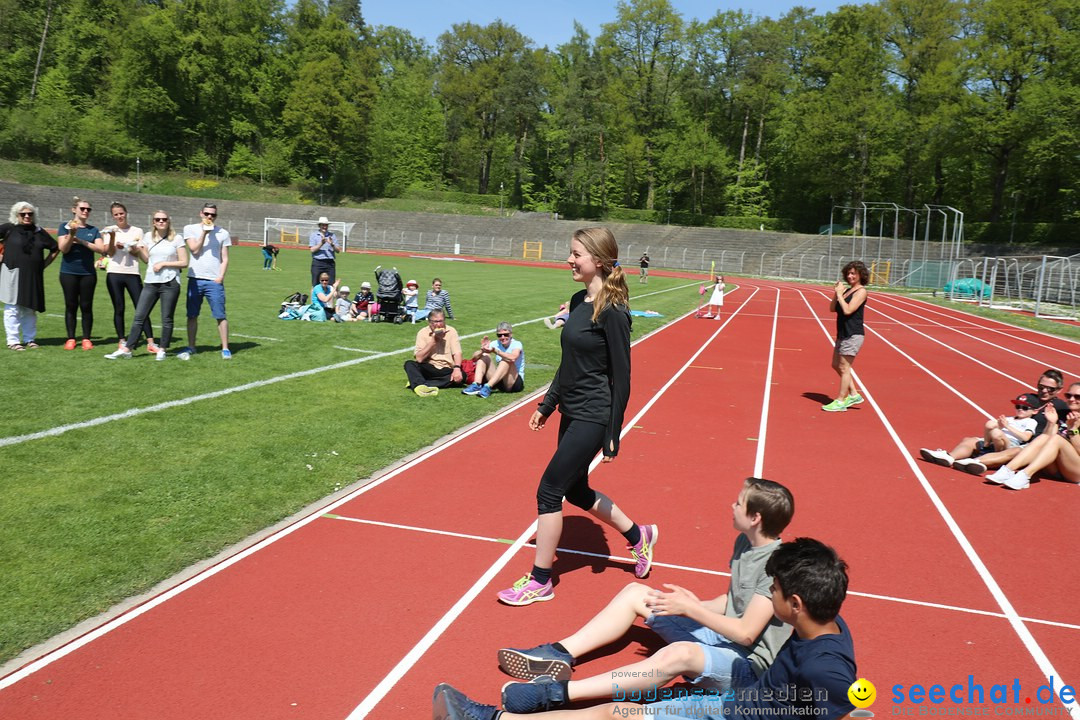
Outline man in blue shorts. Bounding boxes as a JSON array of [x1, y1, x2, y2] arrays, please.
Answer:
[[432, 537, 857, 720], [179, 203, 231, 360]]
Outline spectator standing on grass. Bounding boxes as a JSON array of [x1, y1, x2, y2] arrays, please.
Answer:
[[309, 216, 341, 286], [105, 211, 188, 360], [462, 322, 525, 399], [495, 477, 795, 714], [639, 252, 650, 284], [1, 201, 59, 350], [102, 202, 157, 354], [179, 203, 231, 360], [822, 260, 868, 412], [414, 277, 453, 322], [57, 197, 105, 351], [496, 227, 656, 607], [404, 308, 463, 397]]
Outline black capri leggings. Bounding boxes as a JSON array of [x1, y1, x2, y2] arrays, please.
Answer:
[[106, 272, 153, 342], [59, 272, 97, 340], [536, 415, 603, 515]]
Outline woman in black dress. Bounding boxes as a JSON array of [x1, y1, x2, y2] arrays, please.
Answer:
[[0, 202, 59, 350], [497, 227, 657, 607]]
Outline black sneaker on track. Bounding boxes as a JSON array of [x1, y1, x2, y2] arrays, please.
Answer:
[[432, 683, 499, 720], [497, 643, 574, 681], [501, 676, 567, 714]]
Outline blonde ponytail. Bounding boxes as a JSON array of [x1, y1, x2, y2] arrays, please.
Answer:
[[573, 227, 631, 323]]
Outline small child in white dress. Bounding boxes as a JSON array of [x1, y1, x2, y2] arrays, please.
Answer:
[[702, 275, 724, 318]]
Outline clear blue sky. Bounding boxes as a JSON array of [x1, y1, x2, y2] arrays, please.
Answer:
[[361, 0, 848, 49]]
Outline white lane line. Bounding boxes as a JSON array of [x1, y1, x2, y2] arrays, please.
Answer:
[[232, 333, 283, 342], [882, 294, 1080, 362], [326, 514, 1080, 632], [754, 287, 781, 477], [345, 286, 765, 719], [797, 289, 1078, 720], [872, 295, 1079, 375]]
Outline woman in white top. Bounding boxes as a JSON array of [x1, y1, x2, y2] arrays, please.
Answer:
[[105, 211, 188, 360], [102, 202, 157, 352]]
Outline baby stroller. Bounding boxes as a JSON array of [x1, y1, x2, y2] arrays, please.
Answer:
[[372, 265, 405, 323]]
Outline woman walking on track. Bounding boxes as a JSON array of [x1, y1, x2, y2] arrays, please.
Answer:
[[823, 260, 868, 412], [498, 227, 657, 607]]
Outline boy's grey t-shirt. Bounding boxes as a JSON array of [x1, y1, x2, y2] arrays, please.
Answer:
[[725, 534, 792, 676]]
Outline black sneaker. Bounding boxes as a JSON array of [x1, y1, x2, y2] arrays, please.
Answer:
[[501, 676, 567, 714], [497, 643, 574, 681], [433, 683, 499, 720]]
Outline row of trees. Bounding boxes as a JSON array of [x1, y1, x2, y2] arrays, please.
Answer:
[[0, 0, 1076, 232]]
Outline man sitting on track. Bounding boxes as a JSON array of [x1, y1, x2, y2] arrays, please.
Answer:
[[919, 368, 1067, 474], [432, 537, 857, 720]]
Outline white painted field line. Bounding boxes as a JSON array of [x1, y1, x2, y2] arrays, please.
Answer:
[[345, 286, 764, 719], [797, 289, 1078, 720], [328, 515, 1080, 632], [883, 293, 1080, 363], [232, 333, 283, 342], [333, 346, 382, 354], [872, 295, 1079, 374], [753, 287, 781, 477]]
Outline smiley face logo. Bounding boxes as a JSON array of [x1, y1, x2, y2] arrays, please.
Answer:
[[848, 678, 876, 709]]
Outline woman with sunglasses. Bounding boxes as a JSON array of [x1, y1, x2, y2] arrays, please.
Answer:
[[105, 212, 188, 360], [497, 227, 656, 607], [987, 384, 1080, 490], [58, 196, 106, 350], [0, 202, 60, 350], [102, 202, 158, 354]]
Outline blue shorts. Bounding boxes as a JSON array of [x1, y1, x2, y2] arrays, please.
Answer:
[[187, 278, 227, 320], [646, 614, 757, 691]]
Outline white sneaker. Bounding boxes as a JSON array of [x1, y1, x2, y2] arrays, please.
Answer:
[[1002, 470, 1030, 490], [104, 347, 132, 359], [986, 466, 1015, 485], [953, 458, 987, 475], [177, 347, 193, 361], [919, 448, 954, 467], [156, 349, 167, 361]]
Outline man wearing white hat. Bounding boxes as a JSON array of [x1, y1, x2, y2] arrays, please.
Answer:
[[309, 216, 341, 286]]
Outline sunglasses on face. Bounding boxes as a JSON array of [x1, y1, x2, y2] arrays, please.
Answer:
[[203, 212, 217, 218], [18, 211, 33, 217], [1064, 393, 1080, 400], [153, 217, 169, 222], [1015, 405, 1033, 411], [77, 206, 91, 212], [496, 333, 511, 338], [1038, 384, 1059, 392]]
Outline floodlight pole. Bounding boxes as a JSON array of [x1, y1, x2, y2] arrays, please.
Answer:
[[1009, 191, 1020, 243], [319, 174, 324, 206], [136, 157, 141, 193]]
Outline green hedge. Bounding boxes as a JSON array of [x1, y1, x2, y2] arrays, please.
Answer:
[[556, 203, 793, 231], [401, 188, 502, 207], [965, 222, 1080, 246]]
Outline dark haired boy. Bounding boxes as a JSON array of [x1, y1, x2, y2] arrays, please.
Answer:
[[433, 537, 855, 720]]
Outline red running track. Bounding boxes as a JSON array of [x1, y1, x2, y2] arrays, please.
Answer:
[[1, 278, 1077, 719]]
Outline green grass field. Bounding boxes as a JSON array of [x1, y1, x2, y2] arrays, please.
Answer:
[[0, 246, 699, 664]]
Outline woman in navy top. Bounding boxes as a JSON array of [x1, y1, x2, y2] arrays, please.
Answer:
[[822, 260, 868, 412], [497, 227, 657, 607], [57, 197, 105, 350]]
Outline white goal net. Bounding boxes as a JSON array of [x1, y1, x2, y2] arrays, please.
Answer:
[[263, 218, 355, 251]]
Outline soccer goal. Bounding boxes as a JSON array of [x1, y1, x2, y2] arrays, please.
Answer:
[[264, 218, 355, 251]]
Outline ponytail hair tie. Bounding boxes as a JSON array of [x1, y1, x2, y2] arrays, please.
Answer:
[[612, 260, 620, 267]]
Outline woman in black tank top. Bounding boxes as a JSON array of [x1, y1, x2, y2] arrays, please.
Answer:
[[823, 260, 868, 412]]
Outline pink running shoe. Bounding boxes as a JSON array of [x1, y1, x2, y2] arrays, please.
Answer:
[[497, 574, 554, 606], [629, 524, 659, 578]]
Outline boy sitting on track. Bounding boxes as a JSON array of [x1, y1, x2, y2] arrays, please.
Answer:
[[919, 393, 1041, 474], [432, 536, 856, 720]]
